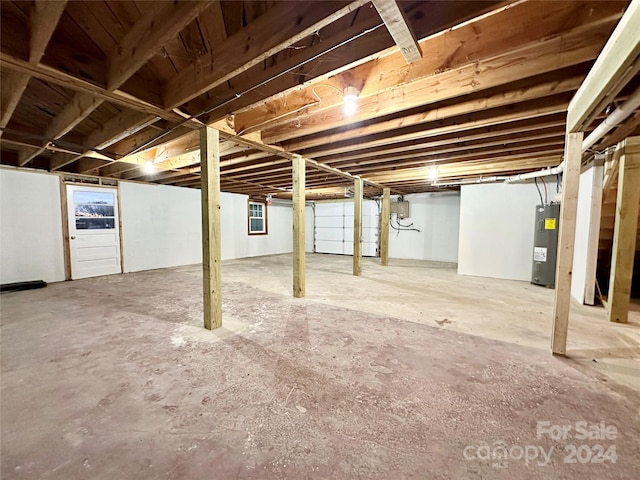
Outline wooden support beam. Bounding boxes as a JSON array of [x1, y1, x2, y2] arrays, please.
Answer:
[[372, 0, 421, 63], [50, 111, 159, 171], [567, 0, 640, 132], [551, 131, 584, 355], [1, 1, 67, 133], [0, 71, 30, 132], [380, 188, 390, 265], [108, 1, 210, 91], [163, 0, 369, 109], [30, 1, 67, 63], [607, 136, 640, 324], [241, 2, 622, 136], [200, 127, 222, 330], [353, 177, 363, 276], [0, 52, 198, 129], [281, 73, 583, 151], [292, 155, 306, 298]]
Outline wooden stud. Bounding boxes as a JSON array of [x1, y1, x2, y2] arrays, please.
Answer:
[[353, 177, 363, 276], [607, 137, 640, 324], [292, 154, 306, 298], [58, 176, 72, 281], [200, 127, 222, 330], [380, 188, 390, 266], [551, 131, 584, 355], [372, 0, 422, 63]]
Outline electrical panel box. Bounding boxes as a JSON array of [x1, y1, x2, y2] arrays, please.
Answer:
[[531, 203, 560, 288], [391, 201, 410, 219]]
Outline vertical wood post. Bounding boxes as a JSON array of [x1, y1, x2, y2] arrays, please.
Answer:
[[380, 187, 390, 265], [607, 137, 640, 323], [200, 127, 222, 330], [292, 155, 306, 297], [58, 176, 72, 281], [551, 131, 583, 355], [353, 177, 363, 276]]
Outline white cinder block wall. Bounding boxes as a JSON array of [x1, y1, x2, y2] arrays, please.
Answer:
[[457, 180, 558, 281], [388, 192, 460, 263], [0, 169, 66, 283], [0, 168, 294, 283]]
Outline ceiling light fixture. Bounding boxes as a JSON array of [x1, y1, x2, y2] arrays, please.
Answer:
[[343, 86, 360, 116], [143, 160, 157, 175], [427, 166, 438, 181]]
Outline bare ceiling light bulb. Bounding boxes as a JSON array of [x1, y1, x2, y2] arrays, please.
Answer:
[[343, 86, 360, 116], [427, 166, 438, 181], [143, 160, 157, 175]]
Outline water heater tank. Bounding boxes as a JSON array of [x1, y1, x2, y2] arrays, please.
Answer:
[[531, 203, 560, 288]]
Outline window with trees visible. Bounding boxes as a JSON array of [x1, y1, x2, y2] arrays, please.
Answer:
[[248, 201, 267, 235]]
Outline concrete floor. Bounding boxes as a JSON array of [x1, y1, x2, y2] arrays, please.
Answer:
[[1, 253, 639, 479]]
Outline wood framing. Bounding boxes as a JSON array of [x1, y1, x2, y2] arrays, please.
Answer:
[[551, 132, 584, 355], [200, 127, 222, 330], [380, 188, 390, 266], [567, 0, 640, 132], [292, 155, 306, 298], [607, 136, 640, 324], [372, 0, 421, 63], [353, 177, 363, 276], [58, 175, 72, 281]]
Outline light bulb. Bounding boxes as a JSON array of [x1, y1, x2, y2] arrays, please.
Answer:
[[143, 161, 156, 175], [343, 86, 360, 116], [427, 166, 438, 181]]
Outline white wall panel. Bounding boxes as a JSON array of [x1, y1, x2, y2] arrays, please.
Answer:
[[120, 182, 202, 272], [458, 180, 556, 281], [571, 165, 603, 304], [388, 192, 460, 263], [0, 168, 65, 283]]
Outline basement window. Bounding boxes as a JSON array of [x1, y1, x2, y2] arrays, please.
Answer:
[[248, 201, 268, 235]]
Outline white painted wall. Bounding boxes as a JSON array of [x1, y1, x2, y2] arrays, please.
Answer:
[[0, 168, 65, 283], [219, 194, 292, 260], [121, 183, 294, 271], [1, 169, 294, 282], [571, 164, 603, 305], [120, 182, 203, 272], [388, 192, 460, 263], [458, 180, 557, 281]]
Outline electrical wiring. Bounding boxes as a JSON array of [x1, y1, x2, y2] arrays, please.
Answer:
[[390, 214, 421, 234], [534, 177, 544, 206], [541, 177, 548, 204]]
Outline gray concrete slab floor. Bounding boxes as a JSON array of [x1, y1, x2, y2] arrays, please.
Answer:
[[1, 253, 639, 479]]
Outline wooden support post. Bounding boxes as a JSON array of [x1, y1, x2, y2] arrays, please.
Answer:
[[380, 187, 390, 265], [353, 177, 363, 276], [292, 154, 306, 297], [58, 175, 72, 281], [607, 137, 640, 323], [551, 132, 583, 355], [200, 126, 222, 330]]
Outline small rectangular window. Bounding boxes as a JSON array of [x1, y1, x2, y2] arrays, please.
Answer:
[[73, 190, 116, 230], [248, 201, 267, 235]]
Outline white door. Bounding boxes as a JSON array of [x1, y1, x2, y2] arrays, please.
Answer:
[[67, 185, 121, 279], [314, 200, 379, 256]]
